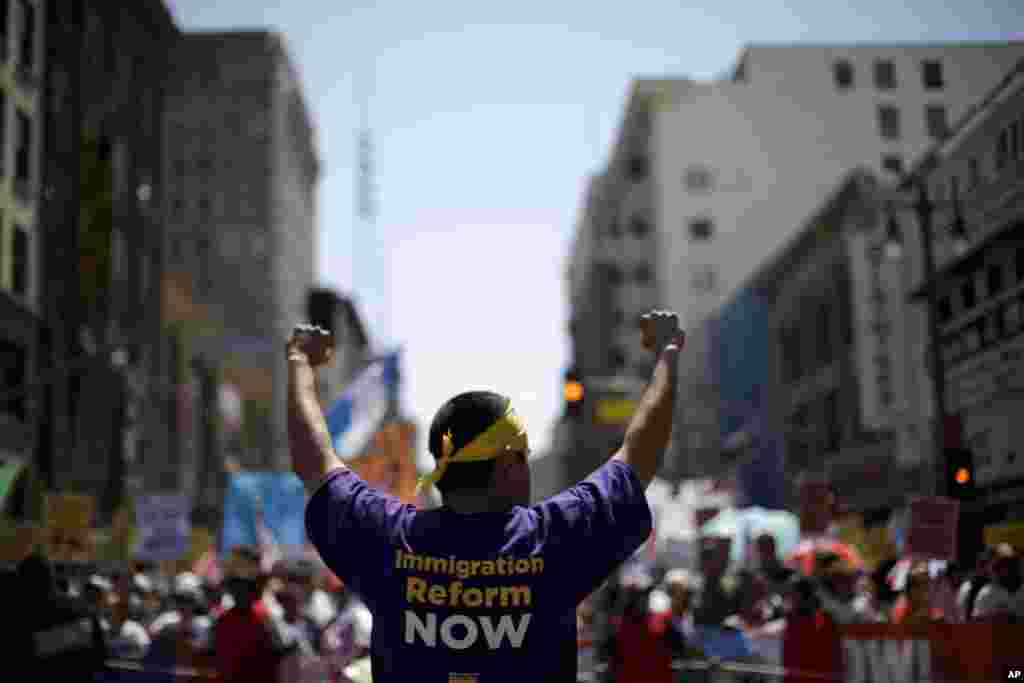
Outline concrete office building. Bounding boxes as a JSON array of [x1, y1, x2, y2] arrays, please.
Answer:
[[164, 31, 319, 474], [0, 0, 45, 476]]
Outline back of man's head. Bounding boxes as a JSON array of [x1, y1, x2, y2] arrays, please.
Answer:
[[428, 391, 508, 496]]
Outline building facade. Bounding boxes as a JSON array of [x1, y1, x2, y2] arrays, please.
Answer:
[[644, 42, 1024, 481], [901, 58, 1024, 543], [36, 1, 177, 522], [0, 0, 45, 482], [164, 30, 319, 481]]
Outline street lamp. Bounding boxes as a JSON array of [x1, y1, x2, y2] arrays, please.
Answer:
[[882, 177, 970, 498]]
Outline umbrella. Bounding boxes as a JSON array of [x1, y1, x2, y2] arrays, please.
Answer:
[[786, 538, 865, 575], [741, 507, 800, 560]]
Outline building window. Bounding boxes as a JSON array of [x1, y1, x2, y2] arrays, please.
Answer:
[[825, 392, 841, 452], [1017, 246, 1024, 282], [996, 129, 1009, 172], [1011, 121, 1021, 163], [0, 0, 8, 63], [882, 155, 903, 175], [612, 309, 625, 327], [689, 217, 714, 241], [684, 165, 713, 193], [833, 60, 854, 90], [0, 341, 26, 420], [198, 194, 211, 221], [11, 225, 27, 295], [634, 264, 652, 284], [781, 326, 802, 382], [873, 59, 896, 89], [968, 158, 981, 190], [961, 276, 976, 310], [937, 294, 953, 323], [627, 155, 648, 181], [610, 347, 626, 370], [963, 323, 981, 354], [987, 263, 1004, 297], [922, 60, 944, 90], [818, 302, 832, 365], [17, 0, 33, 76], [14, 109, 30, 196], [690, 265, 718, 294], [925, 105, 949, 140], [606, 264, 623, 286], [878, 105, 901, 140], [629, 216, 649, 238]]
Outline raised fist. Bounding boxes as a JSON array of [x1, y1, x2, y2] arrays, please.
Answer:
[[639, 310, 685, 353], [286, 323, 335, 367]]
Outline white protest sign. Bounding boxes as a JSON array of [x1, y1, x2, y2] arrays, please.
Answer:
[[135, 493, 190, 561]]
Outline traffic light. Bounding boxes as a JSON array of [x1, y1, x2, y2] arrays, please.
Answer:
[[564, 369, 584, 419], [945, 447, 976, 500]]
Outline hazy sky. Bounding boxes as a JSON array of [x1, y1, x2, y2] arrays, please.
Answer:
[[169, 0, 1021, 457]]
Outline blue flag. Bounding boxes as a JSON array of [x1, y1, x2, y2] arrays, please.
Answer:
[[326, 350, 400, 461]]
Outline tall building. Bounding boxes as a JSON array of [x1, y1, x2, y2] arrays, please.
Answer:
[[35, 1, 177, 522], [0, 0, 46, 479], [655, 43, 1024, 328], [632, 42, 1024, 481], [164, 30, 320, 481]]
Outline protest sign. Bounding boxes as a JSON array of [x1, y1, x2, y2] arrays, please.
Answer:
[[45, 493, 95, 563], [134, 493, 190, 562], [904, 496, 959, 561]]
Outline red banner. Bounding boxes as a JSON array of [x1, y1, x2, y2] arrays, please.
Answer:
[[839, 624, 1024, 683]]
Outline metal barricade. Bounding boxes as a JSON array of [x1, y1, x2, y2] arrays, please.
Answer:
[[577, 657, 844, 683], [99, 660, 220, 683]]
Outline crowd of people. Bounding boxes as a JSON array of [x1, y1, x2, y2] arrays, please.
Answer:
[[5, 545, 377, 683], [576, 534, 1024, 682], [5, 531, 1023, 682]]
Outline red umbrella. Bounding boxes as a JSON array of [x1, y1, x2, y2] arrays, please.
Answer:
[[786, 538, 864, 575]]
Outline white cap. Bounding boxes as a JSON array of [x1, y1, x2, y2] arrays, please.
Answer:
[[351, 604, 373, 648]]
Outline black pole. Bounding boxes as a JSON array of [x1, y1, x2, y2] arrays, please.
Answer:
[[914, 180, 949, 498]]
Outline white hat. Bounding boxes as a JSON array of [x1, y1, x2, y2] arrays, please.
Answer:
[[351, 604, 373, 648]]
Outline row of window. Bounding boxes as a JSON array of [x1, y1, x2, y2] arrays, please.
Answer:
[[0, 0, 37, 79], [877, 103, 949, 141], [0, 88, 35, 193], [935, 112, 1024, 201], [833, 58, 944, 92], [942, 292, 1024, 367], [606, 215, 716, 243], [937, 245, 1024, 325], [605, 215, 650, 239]]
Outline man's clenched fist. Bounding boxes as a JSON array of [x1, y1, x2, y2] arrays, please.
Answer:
[[639, 310, 685, 353], [287, 323, 335, 367]]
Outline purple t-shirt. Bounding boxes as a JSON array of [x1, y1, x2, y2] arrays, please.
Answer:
[[305, 458, 652, 682]]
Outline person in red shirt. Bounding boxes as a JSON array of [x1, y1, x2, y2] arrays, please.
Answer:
[[781, 576, 843, 683], [213, 546, 296, 683], [607, 571, 676, 683]]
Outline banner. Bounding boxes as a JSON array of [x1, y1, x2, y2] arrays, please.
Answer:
[[326, 351, 400, 461], [221, 472, 306, 555], [904, 497, 959, 561], [45, 493, 96, 563], [134, 494, 190, 562], [840, 623, 1024, 683], [349, 420, 419, 504]]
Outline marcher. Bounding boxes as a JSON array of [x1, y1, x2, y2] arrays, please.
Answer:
[[10, 553, 108, 677], [288, 311, 685, 682]]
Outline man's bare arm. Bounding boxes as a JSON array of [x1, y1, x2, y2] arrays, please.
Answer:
[[613, 311, 683, 487], [287, 325, 345, 491]]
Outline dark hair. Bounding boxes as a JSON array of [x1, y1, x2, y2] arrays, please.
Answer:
[[427, 391, 508, 496]]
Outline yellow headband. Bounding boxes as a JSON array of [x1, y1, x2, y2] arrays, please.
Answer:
[[416, 402, 529, 494]]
